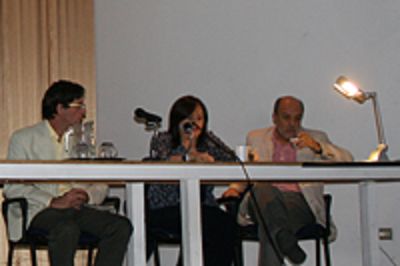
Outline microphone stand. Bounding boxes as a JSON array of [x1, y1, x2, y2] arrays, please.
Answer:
[[183, 133, 194, 162], [206, 131, 284, 263], [145, 121, 161, 161]]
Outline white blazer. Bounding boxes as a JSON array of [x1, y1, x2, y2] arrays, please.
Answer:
[[234, 126, 353, 241], [3, 121, 108, 241]]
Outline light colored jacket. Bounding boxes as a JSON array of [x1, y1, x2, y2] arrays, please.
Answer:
[[3, 121, 108, 241], [234, 126, 353, 241]]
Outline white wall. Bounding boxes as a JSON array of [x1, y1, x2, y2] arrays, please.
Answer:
[[94, 1, 400, 265]]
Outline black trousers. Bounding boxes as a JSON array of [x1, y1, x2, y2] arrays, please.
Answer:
[[147, 205, 237, 266], [30, 206, 133, 266]]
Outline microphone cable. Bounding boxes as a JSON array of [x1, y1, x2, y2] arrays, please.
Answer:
[[206, 131, 284, 263]]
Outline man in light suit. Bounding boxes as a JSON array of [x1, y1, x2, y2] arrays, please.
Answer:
[[224, 96, 353, 266], [3, 80, 132, 266]]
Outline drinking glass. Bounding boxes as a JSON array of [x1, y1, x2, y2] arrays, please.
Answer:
[[98, 142, 118, 158]]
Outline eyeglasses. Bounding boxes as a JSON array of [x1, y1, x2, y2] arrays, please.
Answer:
[[68, 102, 86, 110]]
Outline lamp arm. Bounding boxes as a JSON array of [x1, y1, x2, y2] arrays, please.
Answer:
[[369, 92, 386, 145]]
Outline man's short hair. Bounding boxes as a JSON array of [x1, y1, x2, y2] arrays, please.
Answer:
[[41, 80, 85, 119], [273, 96, 304, 115]]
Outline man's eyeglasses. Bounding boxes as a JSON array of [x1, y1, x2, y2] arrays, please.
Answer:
[[68, 103, 86, 110]]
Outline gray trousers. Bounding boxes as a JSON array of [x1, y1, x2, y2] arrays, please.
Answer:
[[30, 206, 133, 266], [247, 183, 315, 266]]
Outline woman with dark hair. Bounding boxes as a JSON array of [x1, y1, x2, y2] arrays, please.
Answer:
[[146, 95, 236, 266]]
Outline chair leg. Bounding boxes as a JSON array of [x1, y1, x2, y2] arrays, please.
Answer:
[[233, 239, 244, 266], [176, 248, 183, 266], [315, 239, 321, 266], [153, 242, 161, 266], [7, 244, 14, 266], [87, 247, 94, 266], [29, 243, 37, 266], [323, 237, 331, 266]]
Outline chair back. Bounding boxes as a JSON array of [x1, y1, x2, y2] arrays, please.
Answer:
[[2, 198, 29, 243]]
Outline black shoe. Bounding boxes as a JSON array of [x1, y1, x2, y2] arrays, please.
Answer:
[[276, 230, 306, 264]]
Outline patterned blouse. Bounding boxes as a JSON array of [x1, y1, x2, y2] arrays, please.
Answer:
[[146, 131, 235, 210]]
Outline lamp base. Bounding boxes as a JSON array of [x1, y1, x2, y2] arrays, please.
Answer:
[[367, 144, 389, 162]]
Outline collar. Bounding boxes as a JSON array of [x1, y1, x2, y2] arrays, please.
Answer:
[[45, 120, 65, 144]]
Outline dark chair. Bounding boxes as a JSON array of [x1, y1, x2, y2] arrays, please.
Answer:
[[149, 227, 182, 266], [2, 196, 120, 266], [218, 194, 333, 266]]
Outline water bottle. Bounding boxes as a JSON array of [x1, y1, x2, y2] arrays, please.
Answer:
[[74, 142, 90, 159]]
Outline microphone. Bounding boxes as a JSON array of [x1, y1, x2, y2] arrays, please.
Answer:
[[134, 108, 162, 123], [182, 122, 194, 134]]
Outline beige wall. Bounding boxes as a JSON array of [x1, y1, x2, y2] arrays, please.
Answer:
[[0, 0, 96, 264], [0, 0, 97, 158]]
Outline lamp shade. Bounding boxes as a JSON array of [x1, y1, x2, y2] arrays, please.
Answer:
[[334, 76, 370, 104]]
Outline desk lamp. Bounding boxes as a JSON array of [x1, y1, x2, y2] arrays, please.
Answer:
[[333, 75, 389, 161]]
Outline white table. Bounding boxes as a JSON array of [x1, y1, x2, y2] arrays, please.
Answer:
[[1, 160, 400, 266]]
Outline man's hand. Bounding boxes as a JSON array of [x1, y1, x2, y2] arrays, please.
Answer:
[[292, 132, 322, 154], [222, 187, 241, 198], [50, 188, 89, 209]]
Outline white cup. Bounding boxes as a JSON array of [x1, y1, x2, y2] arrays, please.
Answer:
[[236, 145, 251, 162]]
